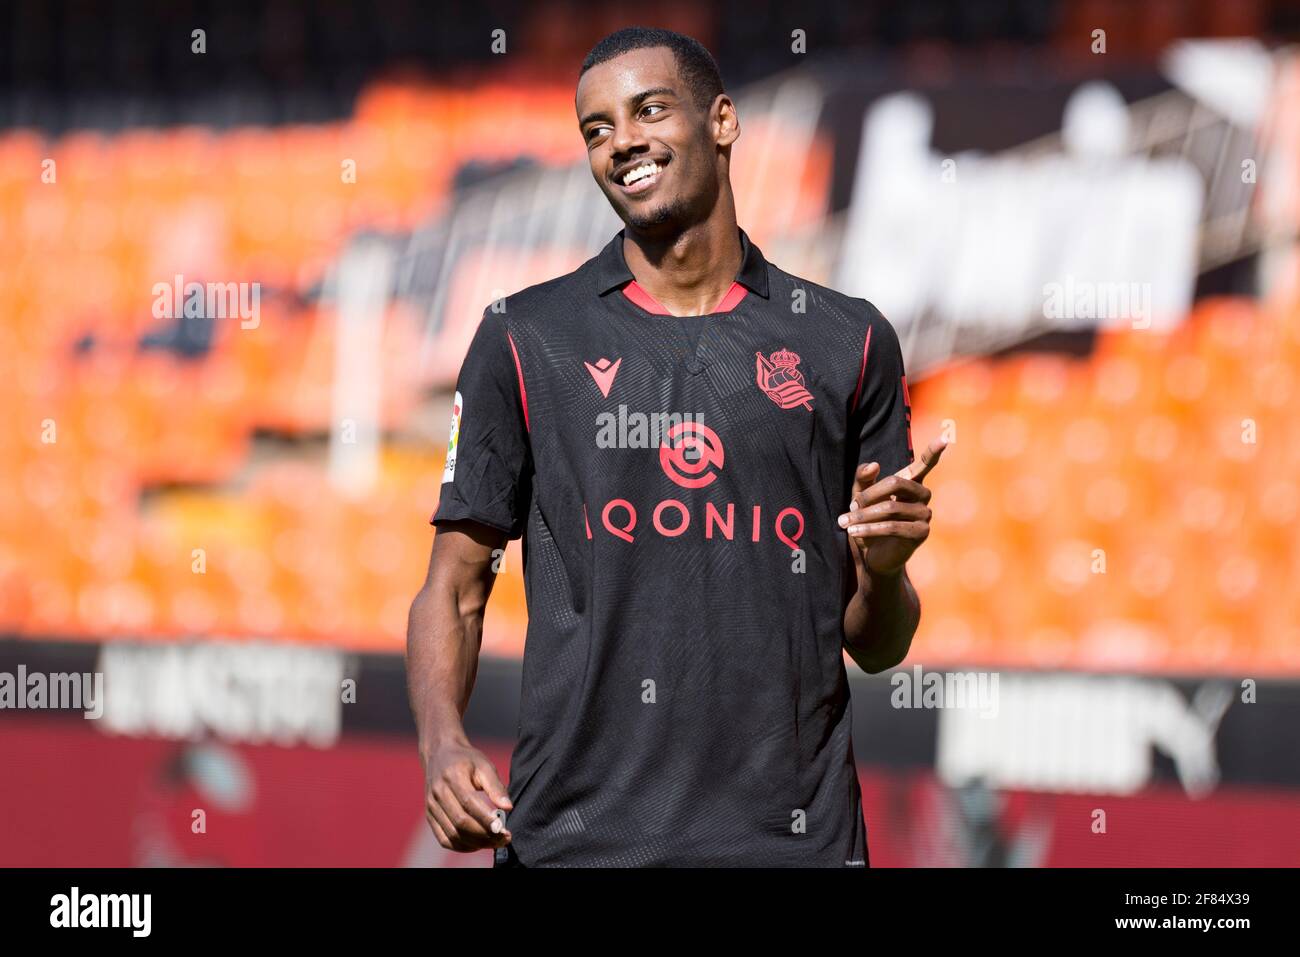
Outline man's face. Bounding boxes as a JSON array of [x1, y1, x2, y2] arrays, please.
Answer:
[[576, 47, 724, 233]]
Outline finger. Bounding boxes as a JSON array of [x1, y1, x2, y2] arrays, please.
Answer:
[[429, 803, 500, 853], [897, 437, 948, 483], [433, 776, 497, 846], [426, 809, 454, 850], [433, 793, 505, 851], [846, 520, 931, 540], [426, 790, 465, 847], [839, 506, 931, 536], [472, 760, 514, 812], [482, 799, 511, 838], [446, 770, 510, 839], [839, 501, 931, 529], [851, 461, 881, 496], [855, 474, 931, 509]]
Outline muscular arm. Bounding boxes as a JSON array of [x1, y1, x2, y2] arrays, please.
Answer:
[[406, 520, 503, 745], [406, 519, 515, 851]]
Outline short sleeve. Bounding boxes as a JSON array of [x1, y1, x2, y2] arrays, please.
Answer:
[[430, 309, 533, 539], [849, 302, 914, 481]]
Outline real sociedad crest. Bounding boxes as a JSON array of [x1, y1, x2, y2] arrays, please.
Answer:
[[755, 349, 814, 410]]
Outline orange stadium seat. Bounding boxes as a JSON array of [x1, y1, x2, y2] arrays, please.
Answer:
[[0, 76, 1295, 681], [908, 294, 1294, 676]]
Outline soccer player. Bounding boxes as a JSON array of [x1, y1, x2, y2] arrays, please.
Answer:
[[406, 26, 946, 867]]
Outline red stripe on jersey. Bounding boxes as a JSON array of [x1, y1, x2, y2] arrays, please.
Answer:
[[622, 280, 749, 315], [507, 330, 530, 433], [902, 374, 913, 451], [851, 323, 873, 409]]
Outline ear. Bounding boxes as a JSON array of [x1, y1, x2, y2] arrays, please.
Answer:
[[713, 94, 740, 148]]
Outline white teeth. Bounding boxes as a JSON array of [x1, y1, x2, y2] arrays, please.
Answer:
[[622, 162, 660, 186]]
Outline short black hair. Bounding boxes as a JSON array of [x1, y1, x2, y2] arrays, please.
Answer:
[[579, 27, 724, 111]]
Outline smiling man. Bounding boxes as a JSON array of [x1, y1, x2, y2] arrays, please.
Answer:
[[406, 26, 946, 868]]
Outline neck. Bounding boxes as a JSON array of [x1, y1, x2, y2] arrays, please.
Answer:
[[621, 191, 742, 317]]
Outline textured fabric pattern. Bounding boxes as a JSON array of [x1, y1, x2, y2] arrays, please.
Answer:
[[433, 229, 913, 866]]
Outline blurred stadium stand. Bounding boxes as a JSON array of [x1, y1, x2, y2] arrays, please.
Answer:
[[1, 0, 1299, 867]]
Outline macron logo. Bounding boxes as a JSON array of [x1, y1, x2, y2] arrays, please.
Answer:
[[584, 357, 622, 398], [50, 887, 151, 937]]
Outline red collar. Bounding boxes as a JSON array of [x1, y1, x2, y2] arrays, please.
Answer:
[[621, 279, 749, 316]]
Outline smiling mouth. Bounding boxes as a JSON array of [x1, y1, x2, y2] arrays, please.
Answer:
[[616, 159, 667, 195]]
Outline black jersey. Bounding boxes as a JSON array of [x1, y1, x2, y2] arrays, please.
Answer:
[[432, 227, 914, 866]]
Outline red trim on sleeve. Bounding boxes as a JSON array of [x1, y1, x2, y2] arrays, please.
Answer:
[[851, 323, 873, 410], [507, 331, 530, 433], [902, 374, 913, 451]]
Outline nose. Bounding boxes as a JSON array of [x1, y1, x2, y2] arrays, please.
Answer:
[[608, 115, 648, 159]]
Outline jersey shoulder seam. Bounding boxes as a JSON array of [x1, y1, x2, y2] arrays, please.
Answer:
[[766, 264, 882, 328], [483, 251, 610, 329]]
